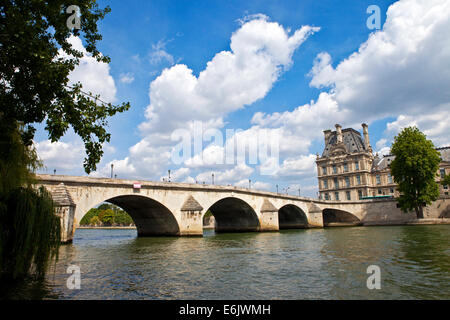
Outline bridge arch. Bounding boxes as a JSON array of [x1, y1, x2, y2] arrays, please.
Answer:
[[79, 194, 180, 236], [278, 204, 309, 229], [322, 208, 361, 227], [205, 197, 260, 233]]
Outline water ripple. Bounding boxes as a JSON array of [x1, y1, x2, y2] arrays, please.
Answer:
[[2, 225, 449, 300]]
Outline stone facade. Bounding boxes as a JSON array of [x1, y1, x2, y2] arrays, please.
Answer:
[[316, 124, 450, 201], [51, 183, 76, 243]]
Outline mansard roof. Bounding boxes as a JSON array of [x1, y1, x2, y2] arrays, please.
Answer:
[[372, 154, 395, 171], [322, 128, 368, 157], [437, 146, 450, 162], [372, 146, 450, 172]]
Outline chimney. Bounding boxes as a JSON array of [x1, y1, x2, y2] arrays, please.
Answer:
[[335, 124, 342, 143], [362, 123, 371, 150], [323, 129, 331, 146]]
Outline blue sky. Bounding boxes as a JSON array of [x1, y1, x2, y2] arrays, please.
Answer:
[[35, 0, 450, 197]]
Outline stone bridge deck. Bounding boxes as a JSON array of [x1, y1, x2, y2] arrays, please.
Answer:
[[36, 174, 450, 242]]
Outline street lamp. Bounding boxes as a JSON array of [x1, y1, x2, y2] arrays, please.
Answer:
[[168, 169, 171, 182], [110, 163, 114, 178], [212, 173, 215, 185], [298, 188, 301, 196], [276, 184, 278, 194], [249, 179, 251, 189], [53, 169, 56, 175]]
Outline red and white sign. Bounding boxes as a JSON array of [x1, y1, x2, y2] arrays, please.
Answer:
[[133, 182, 141, 189]]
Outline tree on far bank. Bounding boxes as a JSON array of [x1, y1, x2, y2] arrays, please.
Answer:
[[390, 127, 441, 219], [101, 209, 115, 226], [89, 216, 101, 226], [80, 204, 134, 226]]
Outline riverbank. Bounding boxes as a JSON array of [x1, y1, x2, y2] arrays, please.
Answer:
[[77, 226, 137, 229], [77, 225, 218, 230], [363, 218, 450, 226]]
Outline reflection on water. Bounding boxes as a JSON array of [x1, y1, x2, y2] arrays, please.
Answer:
[[1, 225, 449, 299]]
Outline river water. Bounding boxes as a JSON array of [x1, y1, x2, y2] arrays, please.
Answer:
[[2, 225, 450, 299]]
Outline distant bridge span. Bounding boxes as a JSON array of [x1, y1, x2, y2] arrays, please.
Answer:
[[37, 174, 440, 242]]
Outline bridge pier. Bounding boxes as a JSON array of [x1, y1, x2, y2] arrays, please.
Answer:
[[307, 203, 325, 228], [52, 183, 76, 243], [178, 195, 204, 236], [259, 199, 279, 231]]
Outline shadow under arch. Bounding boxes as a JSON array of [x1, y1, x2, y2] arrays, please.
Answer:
[[81, 195, 180, 237], [278, 204, 309, 229], [322, 208, 361, 227], [206, 197, 260, 233]]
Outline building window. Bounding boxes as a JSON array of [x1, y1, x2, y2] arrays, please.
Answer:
[[345, 176, 350, 187], [358, 190, 363, 199], [323, 179, 328, 189], [378, 189, 382, 195], [440, 168, 446, 179], [355, 161, 360, 170], [390, 188, 394, 193], [444, 184, 448, 190], [346, 191, 351, 200], [334, 178, 339, 189], [343, 163, 348, 172], [333, 165, 337, 174], [322, 166, 327, 175], [356, 175, 361, 185], [388, 173, 393, 184], [376, 175, 381, 185], [335, 192, 340, 201], [325, 193, 329, 200]]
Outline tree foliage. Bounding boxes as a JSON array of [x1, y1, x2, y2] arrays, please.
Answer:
[[390, 127, 441, 218], [89, 215, 101, 226], [80, 203, 134, 226], [0, 0, 130, 173], [0, 121, 60, 281], [442, 174, 450, 187]]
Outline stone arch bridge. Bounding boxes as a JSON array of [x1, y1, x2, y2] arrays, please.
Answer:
[[37, 174, 442, 242]]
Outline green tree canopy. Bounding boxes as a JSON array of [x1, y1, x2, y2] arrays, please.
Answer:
[[79, 207, 100, 225], [89, 215, 101, 226], [0, 123, 60, 281], [101, 209, 115, 226], [1, 0, 130, 173], [80, 204, 134, 226], [442, 174, 450, 187], [390, 127, 441, 219]]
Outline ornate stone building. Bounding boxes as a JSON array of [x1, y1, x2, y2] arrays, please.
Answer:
[[316, 124, 450, 201]]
